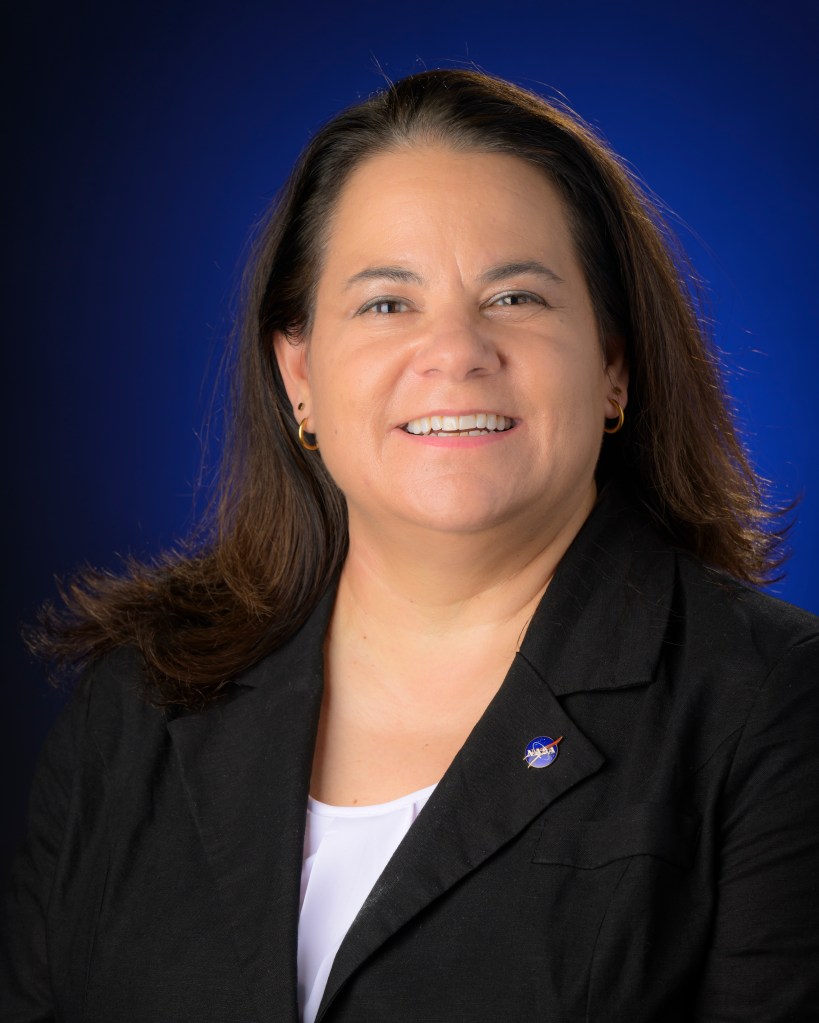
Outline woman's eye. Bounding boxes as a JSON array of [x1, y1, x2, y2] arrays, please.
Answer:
[[490, 291, 544, 308], [360, 298, 409, 315]]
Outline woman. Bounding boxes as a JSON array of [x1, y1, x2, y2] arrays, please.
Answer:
[[3, 70, 818, 1021]]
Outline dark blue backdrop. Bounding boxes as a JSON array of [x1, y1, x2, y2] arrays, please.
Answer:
[[4, 0, 817, 872]]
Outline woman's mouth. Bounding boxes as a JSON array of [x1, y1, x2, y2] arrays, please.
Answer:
[[400, 413, 515, 437]]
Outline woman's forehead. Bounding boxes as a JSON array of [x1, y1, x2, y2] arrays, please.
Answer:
[[318, 145, 579, 284]]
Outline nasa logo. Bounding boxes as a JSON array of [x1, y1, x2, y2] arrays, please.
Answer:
[[523, 735, 563, 769]]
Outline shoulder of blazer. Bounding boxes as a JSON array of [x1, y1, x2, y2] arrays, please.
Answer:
[[672, 552, 819, 682], [77, 574, 335, 780], [75, 647, 168, 773]]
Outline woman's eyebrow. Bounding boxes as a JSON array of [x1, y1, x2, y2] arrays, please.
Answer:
[[343, 260, 565, 291], [344, 266, 424, 290], [478, 260, 566, 286]]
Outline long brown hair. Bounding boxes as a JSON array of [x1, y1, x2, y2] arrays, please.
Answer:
[[30, 69, 786, 707]]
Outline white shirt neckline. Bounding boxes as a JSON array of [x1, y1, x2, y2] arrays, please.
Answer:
[[307, 782, 438, 819]]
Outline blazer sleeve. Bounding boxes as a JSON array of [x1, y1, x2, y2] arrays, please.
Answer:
[[0, 675, 89, 1023], [695, 633, 819, 1020]]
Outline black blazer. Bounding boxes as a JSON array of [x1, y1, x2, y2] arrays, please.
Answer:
[[4, 489, 819, 1022]]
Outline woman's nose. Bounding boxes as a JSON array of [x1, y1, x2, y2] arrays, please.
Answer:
[[411, 311, 502, 379]]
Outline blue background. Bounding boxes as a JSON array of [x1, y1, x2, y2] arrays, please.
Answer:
[[3, 0, 817, 873]]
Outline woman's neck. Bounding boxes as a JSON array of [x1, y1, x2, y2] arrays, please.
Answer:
[[335, 485, 596, 652], [312, 486, 597, 805]]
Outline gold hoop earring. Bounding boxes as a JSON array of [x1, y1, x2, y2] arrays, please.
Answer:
[[603, 399, 625, 435], [298, 418, 319, 451]]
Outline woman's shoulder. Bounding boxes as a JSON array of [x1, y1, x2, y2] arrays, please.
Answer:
[[59, 646, 171, 772], [583, 487, 819, 679], [673, 550, 819, 686]]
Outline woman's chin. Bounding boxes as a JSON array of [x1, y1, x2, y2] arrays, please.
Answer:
[[357, 489, 545, 538]]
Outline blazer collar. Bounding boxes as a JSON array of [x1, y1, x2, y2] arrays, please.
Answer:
[[519, 485, 676, 695]]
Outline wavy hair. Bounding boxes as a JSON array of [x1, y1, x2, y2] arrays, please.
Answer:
[[30, 69, 786, 707]]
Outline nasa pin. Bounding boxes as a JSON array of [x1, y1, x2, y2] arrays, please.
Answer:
[[523, 735, 563, 769]]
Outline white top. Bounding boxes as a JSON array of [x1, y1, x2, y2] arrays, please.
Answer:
[[297, 783, 437, 1023]]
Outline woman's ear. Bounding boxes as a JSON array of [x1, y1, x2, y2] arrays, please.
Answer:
[[604, 334, 629, 411], [273, 331, 310, 414]]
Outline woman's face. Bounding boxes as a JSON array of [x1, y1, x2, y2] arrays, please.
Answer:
[[276, 146, 627, 542]]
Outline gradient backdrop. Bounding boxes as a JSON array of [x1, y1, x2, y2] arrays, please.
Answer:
[[3, 0, 817, 873]]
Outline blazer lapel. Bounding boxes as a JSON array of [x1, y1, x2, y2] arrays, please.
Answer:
[[167, 587, 335, 1023], [318, 487, 676, 1019]]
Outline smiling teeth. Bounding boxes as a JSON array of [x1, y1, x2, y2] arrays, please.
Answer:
[[403, 414, 513, 436]]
